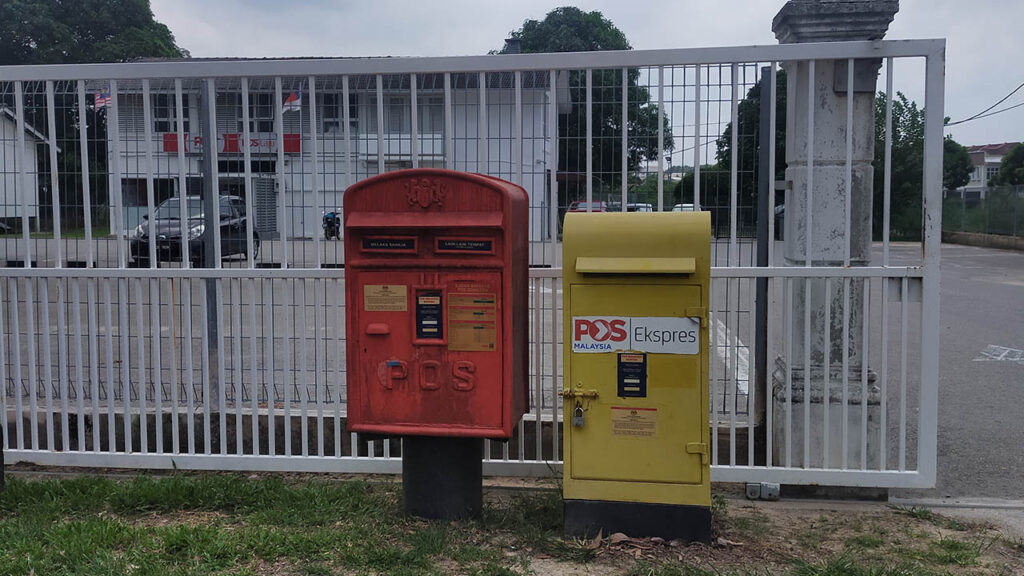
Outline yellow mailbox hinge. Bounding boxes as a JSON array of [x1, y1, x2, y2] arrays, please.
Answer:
[[686, 442, 709, 465], [684, 307, 708, 323]]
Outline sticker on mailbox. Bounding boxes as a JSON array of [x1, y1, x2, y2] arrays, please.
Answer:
[[364, 284, 408, 312], [572, 316, 699, 354], [610, 406, 657, 437]]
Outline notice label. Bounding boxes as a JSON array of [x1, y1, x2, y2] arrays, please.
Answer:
[[571, 316, 700, 355], [362, 237, 416, 252], [610, 406, 657, 437], [363, 284, 407, 312], [437, 238, 493, 253], [448, 293, 497, 351]]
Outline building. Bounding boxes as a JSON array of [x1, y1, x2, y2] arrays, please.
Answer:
[[106, 68, 570, 241], [0, 106, 48, 226], [959, 142, 1020, 200]]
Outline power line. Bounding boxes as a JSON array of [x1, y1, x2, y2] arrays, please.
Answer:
[[946, 100, 1024, 127], [946, 80, 1024, 126]]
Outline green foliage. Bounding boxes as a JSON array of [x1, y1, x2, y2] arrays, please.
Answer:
[[0, 0, 187, 65], [873, 92, 924, 241], [991, 142, 1024, 185], [502, 7, 672, 205], [942, 137, 972, 190]]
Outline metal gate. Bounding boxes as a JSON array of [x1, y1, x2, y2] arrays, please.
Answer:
[[0, 39, 943, 487]]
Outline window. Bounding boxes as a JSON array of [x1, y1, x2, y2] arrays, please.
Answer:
[[321, 93, 341, 133], [387, 96, 409, 133], [153, 93, 189, 133], [241, 93, 275, 133], [418, 96, 444, 134], [986, 165, 1000, 183]]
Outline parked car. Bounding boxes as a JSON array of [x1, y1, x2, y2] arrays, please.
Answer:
[[626, 203, 653, 212], [566, 201, 609, 213], [130, 195, 260, 267], [671, 203, 695, 212]]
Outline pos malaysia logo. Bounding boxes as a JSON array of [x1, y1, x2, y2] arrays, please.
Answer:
[[572, 316, 700, 355]]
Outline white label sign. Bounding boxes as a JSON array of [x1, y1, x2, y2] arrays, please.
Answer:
[[571, 316, 700, 355]]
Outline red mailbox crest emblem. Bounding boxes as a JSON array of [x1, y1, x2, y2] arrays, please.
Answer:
[[405, 177, 447, 208]]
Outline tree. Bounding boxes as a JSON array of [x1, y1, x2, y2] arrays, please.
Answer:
[[991, 142, 1024, 186], [0, 0, 187, 65], [501, 7, 672, 206], [943, 137, 972, 191], [0, 0, 187, 231]]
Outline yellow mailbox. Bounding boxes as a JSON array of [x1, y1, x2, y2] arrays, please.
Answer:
[[561, 211, 711, 542]]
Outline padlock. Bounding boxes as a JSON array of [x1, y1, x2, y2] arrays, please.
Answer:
[[572, 402, 585, 428]]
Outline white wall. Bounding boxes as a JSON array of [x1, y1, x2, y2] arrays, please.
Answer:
[[0, 114, 41, 220]]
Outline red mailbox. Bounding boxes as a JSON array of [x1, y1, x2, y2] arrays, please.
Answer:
[[344, 169, 529, 438]]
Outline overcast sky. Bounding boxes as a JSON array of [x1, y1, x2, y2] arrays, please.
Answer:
[[150, 0, 1023, 147]]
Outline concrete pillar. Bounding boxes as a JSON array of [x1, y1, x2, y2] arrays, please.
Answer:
[[771, 0, 898, 469]]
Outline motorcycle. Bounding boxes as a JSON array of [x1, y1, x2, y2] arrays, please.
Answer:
[[323, 209, 341, 240]]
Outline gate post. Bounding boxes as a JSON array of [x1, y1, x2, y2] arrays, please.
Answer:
[[771, 0, 898, 470]]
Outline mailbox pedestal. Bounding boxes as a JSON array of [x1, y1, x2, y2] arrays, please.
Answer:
[[344, 169, 529, 519], [561, 212, 712, 542]]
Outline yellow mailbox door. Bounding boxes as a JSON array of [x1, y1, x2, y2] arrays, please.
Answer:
[[561, 211, 711, 543], [568, 284, 705, 486]]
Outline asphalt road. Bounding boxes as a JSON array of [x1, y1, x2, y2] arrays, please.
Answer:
[[894, 243, 1024, 500]]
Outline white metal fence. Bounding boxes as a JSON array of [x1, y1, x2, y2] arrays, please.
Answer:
[[0, 39, 943, 487]]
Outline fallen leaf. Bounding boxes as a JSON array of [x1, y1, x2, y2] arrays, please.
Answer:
[[609, 532, 630, 544], [650, 537, 665, 544], [586, 528, 604, 550]]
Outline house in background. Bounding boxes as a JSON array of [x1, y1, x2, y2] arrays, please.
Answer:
[[0, 106, 50, 231], [105, 66, 570, 242], [958, 142, 1020, 200]]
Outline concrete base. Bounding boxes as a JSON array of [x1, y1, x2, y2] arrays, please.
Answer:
[[771, 359, 881, 470], [564, 499, 712, 543]]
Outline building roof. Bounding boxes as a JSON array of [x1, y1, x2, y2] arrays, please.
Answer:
[[967, 142, 1020, 156], [0, 106, 59, 150]]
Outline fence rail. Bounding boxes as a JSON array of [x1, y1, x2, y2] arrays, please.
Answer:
[[0, 39, 944, 487]]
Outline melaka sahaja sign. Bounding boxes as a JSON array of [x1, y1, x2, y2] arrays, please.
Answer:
[[160, 133, 302, 155], [572, 316, 700, 355]]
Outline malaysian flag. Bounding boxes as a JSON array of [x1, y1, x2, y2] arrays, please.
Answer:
[[95, 89, 111, 109], [282, 90, 302, 113]]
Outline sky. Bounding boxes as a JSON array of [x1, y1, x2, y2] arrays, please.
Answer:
[[150, 0, 1024, 148]]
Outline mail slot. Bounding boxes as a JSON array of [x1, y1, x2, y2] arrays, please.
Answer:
[[561, 211, 712, 542], [344, 169, 529, 438]]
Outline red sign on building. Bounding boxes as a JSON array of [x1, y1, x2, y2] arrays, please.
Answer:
[[160, 133, 301, 154]]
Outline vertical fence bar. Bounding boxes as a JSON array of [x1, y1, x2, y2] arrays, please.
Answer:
[[550, 276, 559, 462], [142, 79, 158, 268], [533, 278, 543, 461], [41, 279, 56, 451], [299, 282, 309, 456], [110, 80, 126, 268], [264, 280, 276, 455], [249, 278, 260, 455], [274, 77, 289, 269], [315, 280, 324, 457], [883, 58, 893, 266], [585, 68, 593, 211], [168, 280, 179, 454], [768, 64, 777, 267], [175, 80, 190, 267], [9, 281, 24, 449], [375, 74, 384, 175], [822, 278, 831, 468], [621, 67, 628, 211], [242, 78, 256, 268], [232, 279, 244, 454], [728, 280, 737, 466], [14, 82, 31, 267], [72, 280, 85, 450], [657, 66, 664, 212], [747, 277, 756, 466], [333, 277, 343, 457], [199, 284, 211, 454], [142, 80, 160, 453], [309, 76, 322, 269], [919, 47, 945, 483], [860, 279, 870, 469], [284, 280, 293, 456], [693, 66, 702, 211], [785, 278, 793, 467], [898, 278, 908, 471], [46, 82, 63, 264], [514, 70, 522, 186], [841, 277, 850, 469], [548, 70, 557, 261], [103, 279, 116, 452], [342, 75, 353, 190], [444, 73, 453, 170], [134, 279, 148, 453], [806, 60, 814, 267], [478, 72, 487, 173], [77, 81, 95, 267], [0, 281, 6, 451], [87, 278, 100, 451], [410, 73, 419, 169], [802, 276, 811, 466], [183, 279, 196, 455], [27, 278, 40, 451], [730, 63, 739, 259]]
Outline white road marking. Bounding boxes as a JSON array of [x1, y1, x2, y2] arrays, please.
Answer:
[[974, 344, 1024, 365]]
